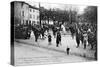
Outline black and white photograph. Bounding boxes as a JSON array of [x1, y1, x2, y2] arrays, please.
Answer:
[[11, 0, 97, 66]]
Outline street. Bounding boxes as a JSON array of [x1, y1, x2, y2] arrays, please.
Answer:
[[14, 31, 95, 66]]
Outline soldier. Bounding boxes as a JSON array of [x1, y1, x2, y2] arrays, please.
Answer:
[[41, 26, 45, 39], [76, 32, 80, 48], [75, 27, 84, 48], [69, 26, 76, 39], [83, 33, 88, 49], [59, 32, 62, 45], [88, 32, 95, 49], [33, 27, 39, 42], [53, 27, 57, 38]]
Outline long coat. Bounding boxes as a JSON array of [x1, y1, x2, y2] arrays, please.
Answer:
[[56, 33, 61, 44]]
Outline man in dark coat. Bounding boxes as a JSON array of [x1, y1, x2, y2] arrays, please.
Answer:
[[76, 32, 80, 48], [52, 26, 55, 37], [76, 28, 84, 48], [69, 26, 76, 39], [41, 26, 45, 39], [56, 32, 61, 47], [33, 27, 39, 42]]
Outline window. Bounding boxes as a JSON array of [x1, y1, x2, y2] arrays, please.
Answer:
[[29, 20, 31, 24], [37, 16, 39, 20], [29, 21, 31, 25], [33, 15, 35, 19], [23, 20, 24, 23], [26, 20, 28, 25], [33, 9, 35, 12], [30, 14, 32, 18], [32, 21, 35, 24], [32, 21, 35, 25], [22, 11, 24, 17], [30, 9, 32, 12]]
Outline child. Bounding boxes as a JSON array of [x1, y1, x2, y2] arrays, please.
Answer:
[[48, 33, 52, 45]]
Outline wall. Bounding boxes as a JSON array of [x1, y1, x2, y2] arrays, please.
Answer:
[[29, 7, 39, 25], [21, 3, 29, 25], [14, 2, 22, 25]]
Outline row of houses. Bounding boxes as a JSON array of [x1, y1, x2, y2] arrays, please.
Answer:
[[11, 1, 40, 26]]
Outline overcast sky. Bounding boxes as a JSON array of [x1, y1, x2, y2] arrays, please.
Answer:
[[26, 1, 87, 14]]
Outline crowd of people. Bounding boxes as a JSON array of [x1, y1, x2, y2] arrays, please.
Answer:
[[30, 23, 96, 51], [14, 22, 97, 59], [15, 23, 97, 50], [31, 24, 62, 47]]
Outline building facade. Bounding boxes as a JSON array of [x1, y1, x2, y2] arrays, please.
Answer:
[[11, 1, 39, 26], [21, 2, 29, 25], [29, 6, 39, 25]]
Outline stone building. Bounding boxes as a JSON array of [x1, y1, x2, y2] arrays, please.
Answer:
[[21, 2, 29, 25], [29, 6, 39, 25], [11, 1, 39, 26]]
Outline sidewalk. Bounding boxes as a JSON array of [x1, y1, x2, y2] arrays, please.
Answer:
[[15, 32, 96, 60]]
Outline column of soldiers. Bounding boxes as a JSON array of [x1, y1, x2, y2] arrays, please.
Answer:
[[30, 23, 97, 50], [15, 22, 97, 58], [15, 22, 97, 50], [75, 23, 97, 50]]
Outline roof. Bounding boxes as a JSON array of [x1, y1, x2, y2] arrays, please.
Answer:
[[11, 1, 39, 10], [28, 5, 39, 10]]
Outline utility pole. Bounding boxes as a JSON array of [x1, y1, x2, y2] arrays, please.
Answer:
[[69, 9, 71, 24], [39, 2, 41, 26], [69, 6, 72, 24]]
